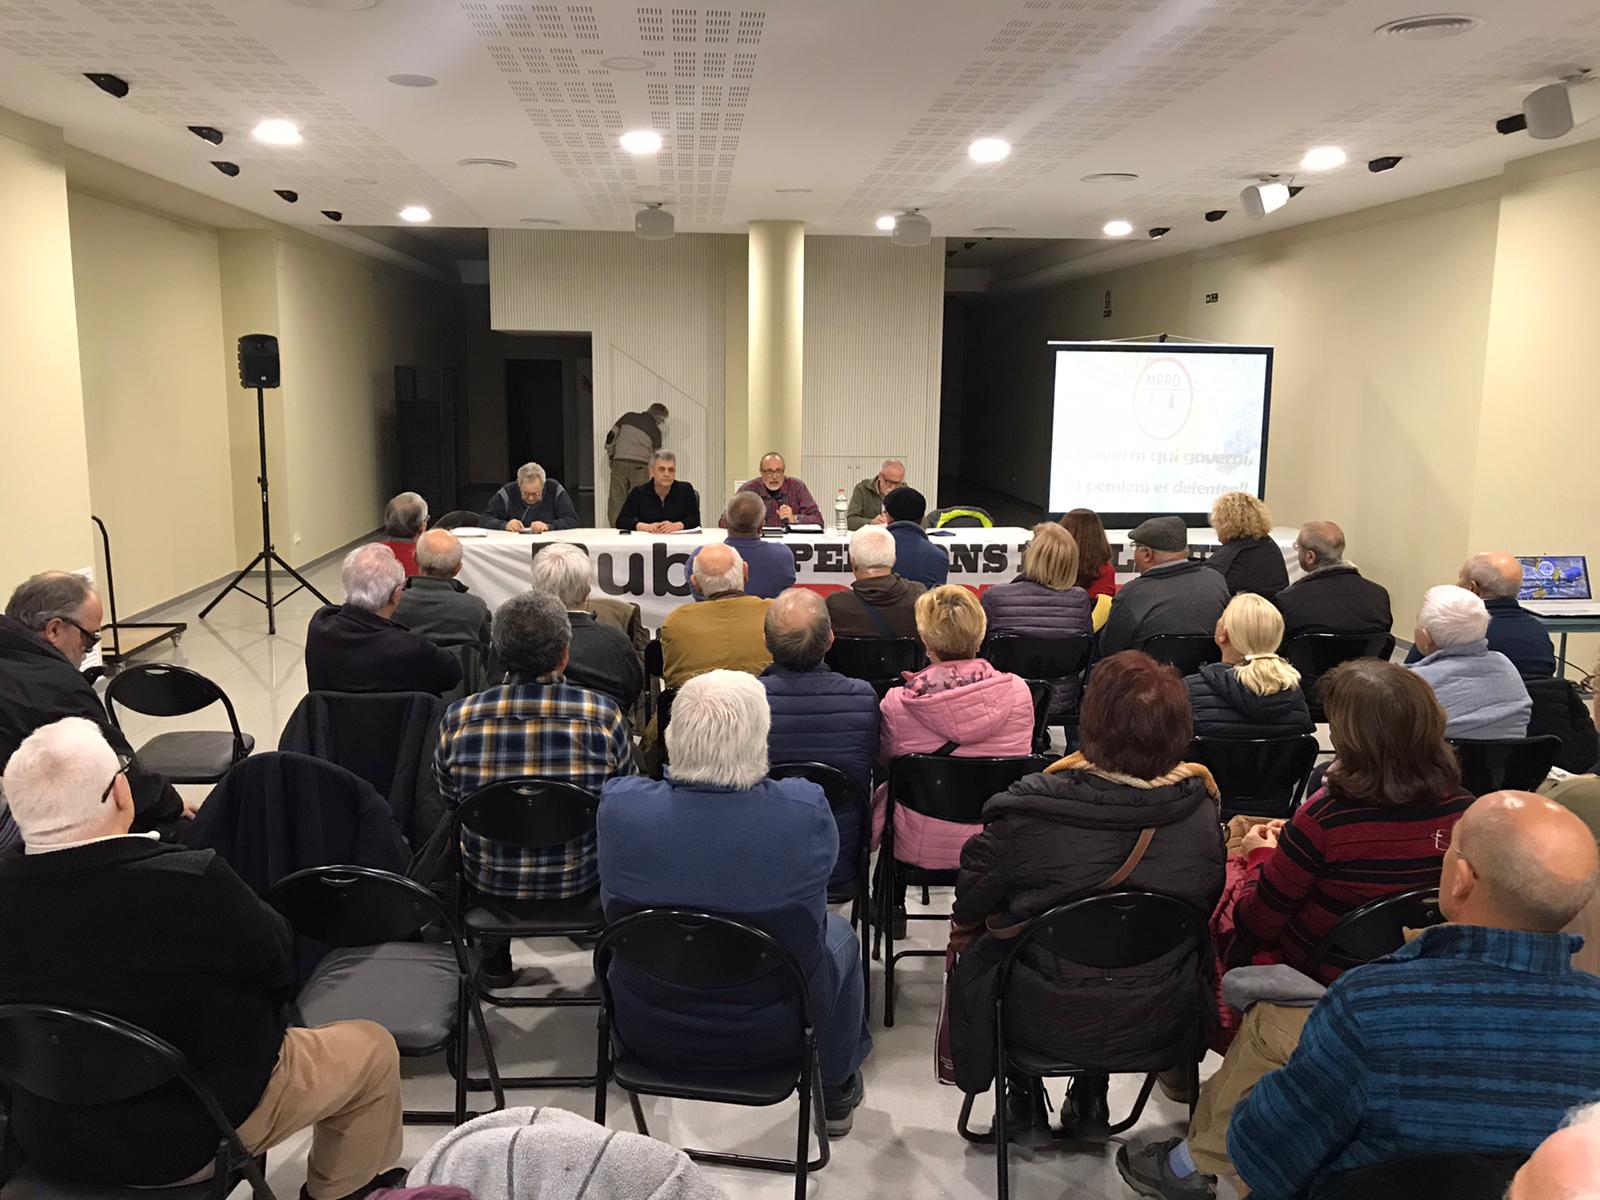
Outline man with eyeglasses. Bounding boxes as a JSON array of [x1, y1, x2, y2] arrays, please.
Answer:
[[0, 571, 184, 833]]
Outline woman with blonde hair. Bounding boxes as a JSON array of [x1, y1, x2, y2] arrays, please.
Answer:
[[1204, 491, 1288, 598], [980, 524, 1097, 713], [1186, 593, 1312, 738]]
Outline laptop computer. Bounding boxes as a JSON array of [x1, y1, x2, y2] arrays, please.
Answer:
[[1517, 555, 1600, 616]]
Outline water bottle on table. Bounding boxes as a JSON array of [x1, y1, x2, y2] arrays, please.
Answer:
[[834, 488, 848, 533]]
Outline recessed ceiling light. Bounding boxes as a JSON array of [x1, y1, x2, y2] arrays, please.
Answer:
[[399, 205, 431, 223], [458, 157, 517, 169], [619, 129, 662, 154], [973, 225, 1015, 234], [774, 187, 812, 194], [252, 118, 301, 145], [1103, 219, 1133, 237], [1374, 13, 1481, 39], [519, 217, 563, 225], [1081, 172, 1139, 183], [386, 73, 436, 87], [968, 137, 1011, 164], [875, 215, 897, 232], [1301, 146, 1347, 171], [344, 176, 378, 185], [601, 56, 653, 71]]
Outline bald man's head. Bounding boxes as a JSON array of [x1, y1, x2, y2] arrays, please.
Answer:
[[765, 587, 832, 669], [1508, 1102, 1600, 1200], [415, 528, 464, 579], [692, 542, 747, 598], [1461, 551, 1524, 601], [1443, 792, 1600, 932], [1296, 521, 1345, 569]]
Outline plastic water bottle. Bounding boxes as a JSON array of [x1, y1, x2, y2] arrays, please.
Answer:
[[834, 488, 848, 533]]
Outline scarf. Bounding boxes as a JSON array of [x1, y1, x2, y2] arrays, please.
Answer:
[[1045, 749, 1220, 800]]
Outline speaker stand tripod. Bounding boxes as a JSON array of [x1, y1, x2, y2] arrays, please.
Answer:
[[199, 384, 330, 634]]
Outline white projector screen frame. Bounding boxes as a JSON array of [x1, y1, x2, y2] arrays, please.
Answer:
[[1045, 340, 1274, 527]]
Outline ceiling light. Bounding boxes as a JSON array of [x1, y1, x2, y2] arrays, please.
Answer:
[[252, 119, 302, 145], [386, 73, 436, 87], [344, 177, 377, 185], [619, 129, 662, 154], [774, 187, 812, 194], [321, 210, 343, 222], [1374, 14, 1481, 39], [1148, 226, 1170, 239], [519, 217, 563, 225], [1300, 146, 1346, 171], [1205, 209, 1228, 223], [399, 205, 432, 222], [1241, 181, 1291, 218], [973, 225, 1015, 234], [187, 125, 223, 145], [968, 137, 1011, 164], [1368, 155, 1404, 173], [875, 215, 897, 232], [458, 157, 517, 169], [211, 160, 239, 177], [1081, 172, 1139, 183], [274, 189, 299, 204], [601, 56, 653, 71], [1103, 219, 1133, 237], [84, 72, 130, 98]]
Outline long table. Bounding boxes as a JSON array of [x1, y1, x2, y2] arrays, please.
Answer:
[[456, 526, 1302, 630]]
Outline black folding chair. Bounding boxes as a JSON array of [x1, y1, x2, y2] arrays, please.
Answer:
[[0, 1004, 275, 1199], [1189, 735, 1319, 820], [1303, 887, 1443, 976], [267, 865, 504, 1125], [1525, 677, 1600, 772], [825, 636, 926, 698], [770, 762, 872, 1017], [1450, 735, 1563, 796], [954, 893, 1212, 1200], [433, 510, 483, 530], [450, 779, 606, 1089], [1285, 632, 1396, 721], [104, 664, 254, 784], [593, 909, 829, 1200], [878, 754, 1052, 1027], [1141, 634, 1221, 676], [1312, 1151, 1526, 1200], [984, 633, 1094, 750]]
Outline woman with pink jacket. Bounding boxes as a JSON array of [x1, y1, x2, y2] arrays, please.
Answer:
[[874, 585, 1036, 876]]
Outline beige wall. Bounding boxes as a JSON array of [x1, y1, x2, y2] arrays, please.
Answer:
[[0, 110, 94, 588]]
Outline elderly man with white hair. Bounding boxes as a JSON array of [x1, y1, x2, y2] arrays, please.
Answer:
[[826, 524, 926, 637], [380, 491, 428, 576], [598, 670, 872, 1136], [0, 717, 406, 1198], [530, 541, 642, 711], [1404, 551, 1556, 680], [1407, 583, 1532, 740], [305, 543, 460, 696], [482, 461, 578, 533], [657, 542, 772, 688]]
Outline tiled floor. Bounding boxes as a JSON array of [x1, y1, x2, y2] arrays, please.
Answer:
[[110, 559, 1237, 1200]]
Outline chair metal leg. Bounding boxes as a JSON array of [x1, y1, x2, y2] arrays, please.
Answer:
[[453, 987, 469, 1125], [883, 861, 897, 1028], [466, 985, 506, 1112], [629, 1090, 649, 1136], [794, 1039, 814, 1200], [993, 1037, 1010, 1200], [859, 876, 873, 1023], [594, 1017, 611, 1125], [1105, 1072, 1159, 1135]]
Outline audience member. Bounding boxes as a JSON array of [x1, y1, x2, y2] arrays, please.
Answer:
[[1098, 516, 1230, 658], [0, 571, 183, 829], [981, 522, 1094, 717], [393, 529, 492, 649], [1403, 551, 1556, 679], [760, 589, 879, 883], [1408, 584, 1532, 739], [305, 545, 461, 697], [0, 717, 406, 1199], [530, 542, 643, 713], [616, 450, 700, 533], [827, 525, 926, 637], [481, 462, 578, 533], [883, 486, 949, 588], [1508, 1102, 1600, 1200], [1060, 507, 1119, 603], [435, 590, 634, 986], [690, 491, 796, 599], [1273, 520, 1392, 643], [597, 671, 872, 1134], [1186, 594, 1312, 739], [1123, 790, 1600, 1200], [658, 544, 772, 688], [605, 402, 669, 526], [733, 451, 822, 527], [950, 651, 1226, 1133], [380, 491, 428, 576], [846, 458, 907, 529], [1204, 492, 1288, 598]]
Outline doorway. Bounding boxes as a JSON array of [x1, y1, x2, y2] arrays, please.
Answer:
[[501, 340, 595, 523]]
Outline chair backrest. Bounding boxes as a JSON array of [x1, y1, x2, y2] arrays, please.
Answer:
[[1303, 887, 1443, 974], [999, 891, 1210, 978], [769, 761, 870, 822], [453, 779, 598, 851], [1141, 634, 1222, 676], [434, 510, 482, 530], [1312, 1152, 1526, 1200], [1525, 677, 1600, 773], [267, 864, 457, 951], [595, 909, 811, 1018], [1189, 735, 1319, 820], [105, 663, 242, 732], [825, 637, 925, 689], [981, 633, 1094, 680], [439, 640, 491, 701], [1450, 735, 1564, 796], [888, 754, 1052, 824], [644, 637, 664, 680], [1285, 631, 1396, 677]]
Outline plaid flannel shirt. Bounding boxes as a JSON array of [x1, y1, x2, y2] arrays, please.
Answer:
[[435, 676, 635, 899]]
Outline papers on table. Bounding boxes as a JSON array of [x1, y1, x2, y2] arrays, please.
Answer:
[[452, 526, 490, 537]]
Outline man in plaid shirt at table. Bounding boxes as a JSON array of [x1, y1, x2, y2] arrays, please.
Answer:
[[435, 588, 636, 987]]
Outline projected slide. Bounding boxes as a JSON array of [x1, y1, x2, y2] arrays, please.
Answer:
[[1047, 343, 1272, 515]]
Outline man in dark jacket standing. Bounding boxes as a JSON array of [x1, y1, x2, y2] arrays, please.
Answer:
[[306, 545, 461, 697], [1273, 521, 1393, 645], [1098, 516, 1231, 658], [883, 486, 949, 589], [0, 572, 182, 830], [605, 404, 668, 525], [481, 462, 579, 532], [1402, 551, 1554, 679]]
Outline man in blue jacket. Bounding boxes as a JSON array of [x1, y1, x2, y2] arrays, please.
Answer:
[[481, 462, 579, 532], [883, 487, 949, 589], [1403, 551, 1555, 679]]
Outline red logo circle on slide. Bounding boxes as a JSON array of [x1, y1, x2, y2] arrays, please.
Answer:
[[1133, 355, 1193, 440]]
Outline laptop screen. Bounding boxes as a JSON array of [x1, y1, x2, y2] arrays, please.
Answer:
[[1517, 555, 1592, 601]]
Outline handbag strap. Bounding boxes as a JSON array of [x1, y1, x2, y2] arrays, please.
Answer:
[[1097, 826, 1156, 891], [856, 589, 894, 637]]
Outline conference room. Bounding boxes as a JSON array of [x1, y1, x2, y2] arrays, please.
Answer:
[[2, 0, 1600, 1197]]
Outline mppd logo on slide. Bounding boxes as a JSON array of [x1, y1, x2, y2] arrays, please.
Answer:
[[1132, 356, 1193, 440]]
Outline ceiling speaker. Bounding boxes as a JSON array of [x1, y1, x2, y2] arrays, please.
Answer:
[[634, 204, 674, 240], [891, 212, 932, 247], [1524, 78, 1600, 140]]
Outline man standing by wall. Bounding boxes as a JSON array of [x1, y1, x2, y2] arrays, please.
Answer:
[[606, 403, 669, 525]]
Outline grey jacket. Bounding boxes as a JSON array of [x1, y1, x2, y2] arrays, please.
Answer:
[[1408, 640, 1532, 740], [1097, 558, 1232, 658], [407, 1106, 725, 1200], [393, 576, 492, 649]]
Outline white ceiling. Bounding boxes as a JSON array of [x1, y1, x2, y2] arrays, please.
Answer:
[[3, 0, 1598, 271]]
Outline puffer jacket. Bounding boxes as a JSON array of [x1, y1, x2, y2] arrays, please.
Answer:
[[1408, 640, 1532, 740], [874, 659, 1035, 868], [981, 579, 1094, 716], [947, 758, 1226, 1093], [1186, 662, 1313, 739]]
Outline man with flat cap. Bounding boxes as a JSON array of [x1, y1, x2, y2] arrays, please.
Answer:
[[1097, 515, 1230, 658]]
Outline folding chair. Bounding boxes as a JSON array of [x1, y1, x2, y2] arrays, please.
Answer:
[[1285, 632, 1396, 721], [1188, 734, 1319, 820], [1450, 735, 1563, 796], [825, 636, 926, 697], [1303, 887, 1443, 976], [1141, 634, 1221, 676], [1312, 1151, 1526, 1200], [982, 633, 1094, 744], [104, 664, 253, 784]]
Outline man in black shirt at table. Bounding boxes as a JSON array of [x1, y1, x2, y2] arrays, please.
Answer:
[[616, 449, 700, 533]]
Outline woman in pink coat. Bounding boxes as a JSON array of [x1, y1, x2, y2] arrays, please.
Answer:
[[874, 584, 1036, 873]]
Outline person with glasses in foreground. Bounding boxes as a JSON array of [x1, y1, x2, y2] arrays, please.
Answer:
[[0, 571, 185, 833]]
